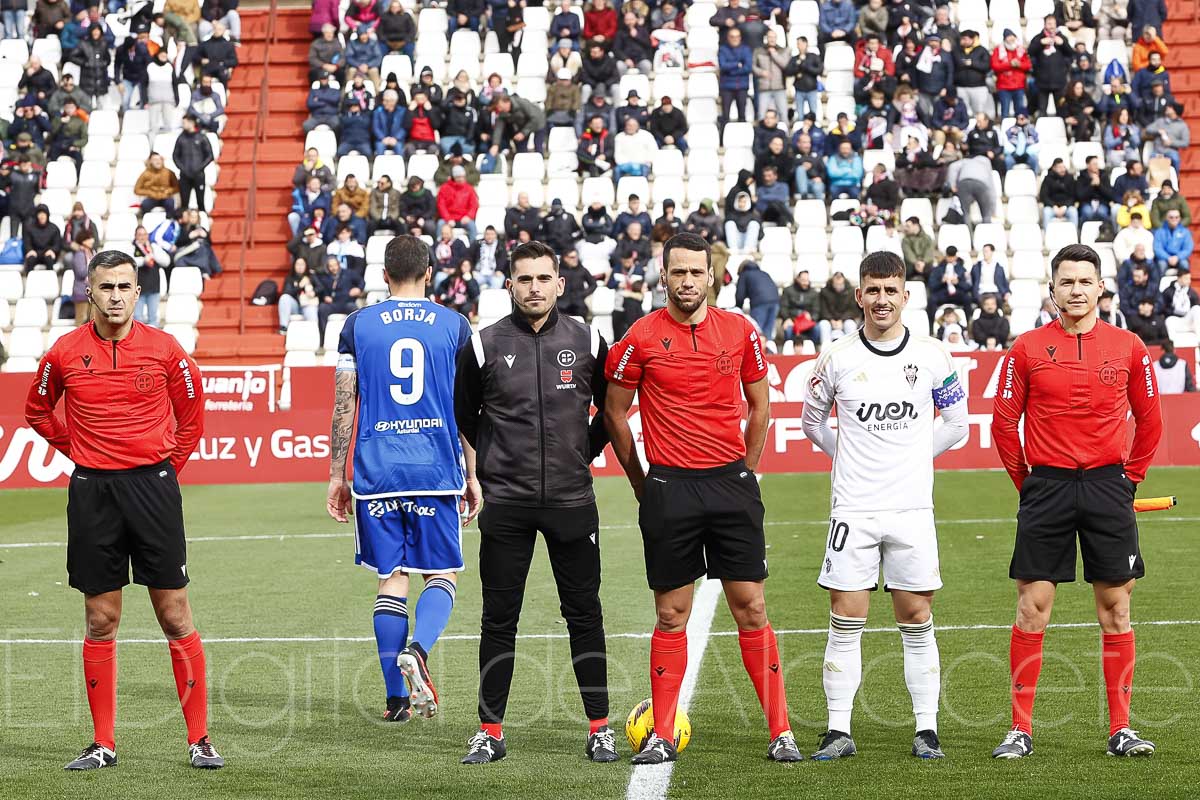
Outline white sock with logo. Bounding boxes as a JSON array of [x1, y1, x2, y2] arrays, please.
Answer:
[[824, 613, 866, 734], [898, 616, 940, 733]]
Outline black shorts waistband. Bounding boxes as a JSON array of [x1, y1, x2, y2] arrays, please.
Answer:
[[73, 460, 173, 478], [1030, 464, 1126, 482], [648, 460, 749, 479]]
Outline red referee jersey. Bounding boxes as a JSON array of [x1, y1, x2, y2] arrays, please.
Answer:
[[991, 318, 1163, 489], [25, 321, 205, 473], [605, 307, 768, 469]]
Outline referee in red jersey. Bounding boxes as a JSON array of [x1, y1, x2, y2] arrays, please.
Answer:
[[990, 244, 1163, 760], [604, 233, 801, 764], [24, 251, 222, 771]]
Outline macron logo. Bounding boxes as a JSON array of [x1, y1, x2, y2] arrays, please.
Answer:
[[503, 354, 516, 368]]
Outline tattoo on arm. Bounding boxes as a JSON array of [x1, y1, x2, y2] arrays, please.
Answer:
[[330, 370, 357, 479]]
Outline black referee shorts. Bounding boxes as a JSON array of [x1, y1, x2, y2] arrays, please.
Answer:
[[638, 460, 768, 591], [66, 461, 190, 596], [1011, 464, 1144, 584]]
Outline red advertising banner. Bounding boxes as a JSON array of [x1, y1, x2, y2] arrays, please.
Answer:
[[2, 351, 1197, 489]]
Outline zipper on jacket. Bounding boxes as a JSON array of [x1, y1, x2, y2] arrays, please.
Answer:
[[690, 323, 698, 351], [1077, 333, 1082, 361], [111, 340, 118, 369], [534, 334, 546, 505]]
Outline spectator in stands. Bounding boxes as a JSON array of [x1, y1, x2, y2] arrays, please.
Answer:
[[1129, 0, 1167, 42], [609, 194, 650, 239], [953, 30, 992, 118], [490, 93, 546, 156], [344, 0, 380, 33], [854, 63, 897, 115], [145, 49, 181, 134], [613, 116, 655, 179], [22, 204, 61, 274], [825, 140, 864, 199], [1152, 181, 1191, 228], [1144, 101, 1188, 173], [430, 224, 467, 284], [1114, 156, 1149, 205], [551, 0, 581, 48], [326, 224, 366, 274], [130, 225, 162, 327], [309, 23, 343, 81], [724, 190, 761, 252], [576, 87, 616, 137], [1132, 50, 1170, 103], [31, 0, 67, 38], [580, 43, 619, 105], [410, 66, 444, 108], [932, 89, 969, 145], [1055, 80, 1096, 144], [539, 198, 581, 252], [402, 90, 442, 155], [1097, 289, 1128, 328], [818, 0, 856, 51], [965, 112, 1002, 170], [317, 256, 365, 331], [378, 0, 415, 57], [1135, 79, 1172, 129], [174, 208, 222, 278], [653, 201, 683, 238], [1117, 189, 1150, 228], [972, 293, 1010, 350], [164, 0, 200, 44], [549, 38, 583, 81], [1154, 208, 1193, 274], [1121, 257, 1161, 309], [189, 74, 226, 133], [718, 27, 753, 124], [608, 251, 645, 340], [791, 133, 826, 200], [202, 0, 241, 42], [928, 248, 972, 324], [853, 32, 895, 79], [913, 34, 953, 120], [922, 4, 957, 41], [336, 97, 372, 155], [10, 99, 49, 152], [1069, 51, 1099, 96], [1160, 269, 1200, 326], [778, 271, 821, 349], [751, 29, 790, 118], [786, 36, 823, 121], [9, 132, 45, 170], [1040, 158, 1079, 228], [1115, 211, 1155, 263], [579, 200, 616, 272], [504, 192, 541, 241], [735, 260, 779, 338], [343, 25, 382, 88], [546, 68, 582, 128], [583, 0, 618, 47], [1131, 24, 1167, 73], [309, 0, 338, 34], [1102, 108, 1141, 168], [197, 20, 238, 83], [1005, 112, 1040, 174], [115, 33, 151, 111], [577, 114, 614, 176], [61, 201, 97, 267], [1128, 296, 1169, 344], [754, 166, 791, 226], [1057, 0, 1098, 50], [47, 97, 86, 168], [901, 217, 937, 283], [817, 271, 861, 342], [432, 147, 478, 189], [469, 226, 508, 289], [303, 73, 341, 133], [615, 90, 649, 132], [554, 247, 595, 319], [18, 56, 55, 104], [278, 258, 322, 334], [293, 147, 335, 193], [1097, 0, 1129, 40], [134, 152, 181, 216], [1077, 156, 1115, 225], [48, 74, 89, 118], [611, 218, 651, 265], [1095, 72, 1134, 123], [1030, 16, 1073, 115], [287, 226, 328, 274], [1155, 340, 1197, 392], [288, 175, 331, 236], [647, 95, 687, 152], [614, 9, 653, 75], [322, 202, 367, 246], [66, 228, 95, 325], [372, 89, 406, 155], [754, 132, 791, 184], [440, 91, 479, 155], [371, 174, 406, 235], [436, 165, 480, 241], [438, 258, 481, 319], [971, 244, 1011, 307], [332, 175, 368, 220], [7, 158, 38, 239], [684, 198, 722, 243]]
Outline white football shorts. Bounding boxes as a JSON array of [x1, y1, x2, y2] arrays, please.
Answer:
[[816, 509, 942, 592]]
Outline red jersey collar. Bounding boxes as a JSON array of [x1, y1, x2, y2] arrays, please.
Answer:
[[659, 305, 712, 331], [88, 318, 143, 346], [1049, 317, 1100, 340]]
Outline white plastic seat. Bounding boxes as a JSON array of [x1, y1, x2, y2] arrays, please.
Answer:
[[168, 267, 204, 298], [685, 149, 720, 178], [1044, 221, 1079, 253], [823, 43, 855, 72], [1003, 167, 1037, 198], [794, 227, 829, 255], [899, 198, 934, 232], [1010, 250, 1048, 280], [336, 154, 371, 186], [24, 271, 59, 301], [122, 109, 151, 136], [40, 188, 73, 218], [477, 288, 512, 320], [862, 149, 895, 175], [686, 72, 719, 101], [82, 136, 116, 163], [284, 320, 320, 352], [793, 199, 829, 227], [407, 153, 439, 185], [510, 178, 545, 209], [1005, 196, 1041, 226], [75, 188, 108, 220], [13, 297, 49, 328], [652, 177, 685, 208], [1070, 141, 1104, 172], [481, 53, 514, 82], [106, 213, 138, 242], [0, 271, 22, 301], [1009, 279, 1044, 310], [305, 127, 339, 161], [760, 254, 795, 287], [366, 236, 389, 266], [972, 223, 1007, 254], [581, 177, 616, 208], [7, 327, 45, 358], [722, 122, 754, 150], [760, 227, 793, 256], [283, 350, 318, 366], [547, 127, 578, 153], [653, 73, 685, 104], [160, 324, 195, 354], [545, 177, 580, 209], [906, 280, 928, 310], [830, 226, 864, 256], [1034, 116, 1066, 145], [618, 73, 651, 103], [721, 148, 754, 177], [45, 160, 78, 190], [322, 315, 347, 351], [615, 176, 650, 207], [164, 295, 200, 325], [88, 108, 121, 139], [547, 151, 578, 177], [511, 152, 546, 180], [0, 38, 29, 63], [379, 54, 413, 86], [937, 224, 972, 256], [372, 154, 405, 185], [77, 160, 114, 189]]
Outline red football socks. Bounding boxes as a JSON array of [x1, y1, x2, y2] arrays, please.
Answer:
[[167, 631, 208, 745], [1102, 630, 1136, 736], [1010, 625, 1044, 734], [650, 629, 687, 743], [738, 625, 791, 739], [481, 722, 503, 739], [82, 638, 117, 750], [589, 717, 609, 734]]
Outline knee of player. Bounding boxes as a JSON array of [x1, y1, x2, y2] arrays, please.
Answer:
[[654, 607, 690, 632], [1014, 602, 1051, 632], [728, 598, 768, 630], [85, 609, 121, 640]]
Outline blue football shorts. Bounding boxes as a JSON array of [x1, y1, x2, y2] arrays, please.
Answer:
[[354, 495, 464, 577]]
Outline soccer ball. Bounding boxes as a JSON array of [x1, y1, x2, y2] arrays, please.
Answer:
[[625, 698, 692, 753]]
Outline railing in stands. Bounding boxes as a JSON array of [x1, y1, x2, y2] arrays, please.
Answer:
[[237, 0, 280, 336]]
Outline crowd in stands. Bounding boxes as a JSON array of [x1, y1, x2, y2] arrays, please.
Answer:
[[0, 0, 235, 337], [284, 0, 1197, 380]]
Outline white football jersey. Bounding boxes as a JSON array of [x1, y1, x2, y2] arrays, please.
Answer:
[[804, 328, 964, 514]]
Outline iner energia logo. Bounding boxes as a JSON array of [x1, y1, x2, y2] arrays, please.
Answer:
[[855, 401, 919, 422]]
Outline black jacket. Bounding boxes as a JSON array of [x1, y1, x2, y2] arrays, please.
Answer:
[[971, 310, 1010, 347], [647, 106, 687, 141], [455, 309, 609, 507], [558, 263, 596, 317], [581, 52, 619, 89], [172, 129, 214, 178], [24, 215, 63, 255], [504, 205, 542, 241], [785, 51, 823, 93], [541, 208, 582, 252], [1039, 170, 1077, 206], [953, 45, 990, 88]]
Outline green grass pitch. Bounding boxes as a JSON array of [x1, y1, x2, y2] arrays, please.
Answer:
[[2, 469, 1198, 799]]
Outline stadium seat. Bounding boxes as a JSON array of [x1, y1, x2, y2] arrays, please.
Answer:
[[163, 324, 197, 354], [83, 136, 116, 164], [364, 264, 387, 292], [761, 254, 794, 287], [653, 73, 685, 104], [906, 280, 928, 310], [544, 177, 579, 209], [899, 198, 934, 232], [1034, 116, 1066, 145], [511, 152, 546, 181], [686, 149, 720, 178], [407, 153, 439, 185], [721, 148, 754, 176], [937, 224, 972, 256], [547, 151, 578, 177], [590, 286, 616, 316], [794, 227, 828, 255], [1003, 167, 1037, 198], [1044, 221, 1079, 253], [830, 226, 864, 256], [1005, 196, 1040, 226], [972, 223, 1007, 254], [1010, 250, 1047, 280], [285, 320, 320, 352], [6, 326, 44, 358], [760, 227, 792, 256], [865, 225, 903, 256], [322, 315, 346, 352], [0, 271, 21, 301], [511, 177, 545, 208], [477, 288, 512, 325], [862, 149, 895, 175], [581, 177, 615, 208], [165, 295, 201, 326], [380, 54, 413, 87], [13, 297, 48, 328], [1080, 220, 1104, 245], [547, 127, 578, 154], [283, 350, 318, 366], [1009, 279, 1044, 310], [475, 206, 507, 235], [1070, 142, 1104, 172], [336, 154, 371, 186], [24, 271, 59, 301], [652, 177, 685, 209], [305, 128, 339, 161], [169, 267, 204, 298], [371, 154, 405, 185], [686, 72, 719, 101], [824, 42, 854, 72], [482, 52, 514, 82]]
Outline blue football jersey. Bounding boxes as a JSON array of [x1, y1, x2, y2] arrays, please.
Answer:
[[337, 298, 472, 498]]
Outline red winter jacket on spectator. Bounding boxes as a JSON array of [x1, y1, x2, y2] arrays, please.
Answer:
[[991, 44, 1031, 92], [436, 180, 480, 222], [853, 40, 895, 78], [309, 0, 339, 34], [583, 7, 618, 43]]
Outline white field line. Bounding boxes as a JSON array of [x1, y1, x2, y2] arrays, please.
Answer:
[[625, 578, 723, 800], [2, 618, 1198, 647], [3, 516, 1197, 550]]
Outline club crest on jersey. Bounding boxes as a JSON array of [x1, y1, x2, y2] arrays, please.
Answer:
[[1098, 365, 1118, 386], [716, 354, 734, 375], [904, 364, 918, 389], [134, 372, 154, 393], [557, 349, 576, 367]]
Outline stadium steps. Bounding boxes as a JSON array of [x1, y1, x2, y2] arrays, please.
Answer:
[[1164, 0, 1200, 233], [192, 7, 311, 365]]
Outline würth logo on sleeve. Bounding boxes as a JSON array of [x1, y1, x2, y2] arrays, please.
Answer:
[[177, 359, 196, 399]]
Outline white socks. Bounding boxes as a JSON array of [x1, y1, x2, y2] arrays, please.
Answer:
[[823, 613, 866, 734], [898, 616, 941, 733]]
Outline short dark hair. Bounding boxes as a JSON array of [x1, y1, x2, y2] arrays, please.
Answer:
[[662, 232, 711, 271], [905, 216, 921, 226], [384, 234, 433, 284], [859, 251, 905, 283], [510, 240, 559, 274], [1050, 243, 1101, 278], [87, 249, 136, 276]]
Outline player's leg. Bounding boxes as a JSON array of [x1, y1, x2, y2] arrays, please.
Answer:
[[1093, 580, 1152, 755], [540, 503, 616, 762], [375, 572, 411, 722], [464, 502, 537, 764], [71, 591, 123, 770], [147, 588, 217, 763], [629, 583, 695, 764]]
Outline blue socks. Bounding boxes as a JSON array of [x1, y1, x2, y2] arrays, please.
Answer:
[[373, 595, 409, 698], [411, 577, 456, 655]]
